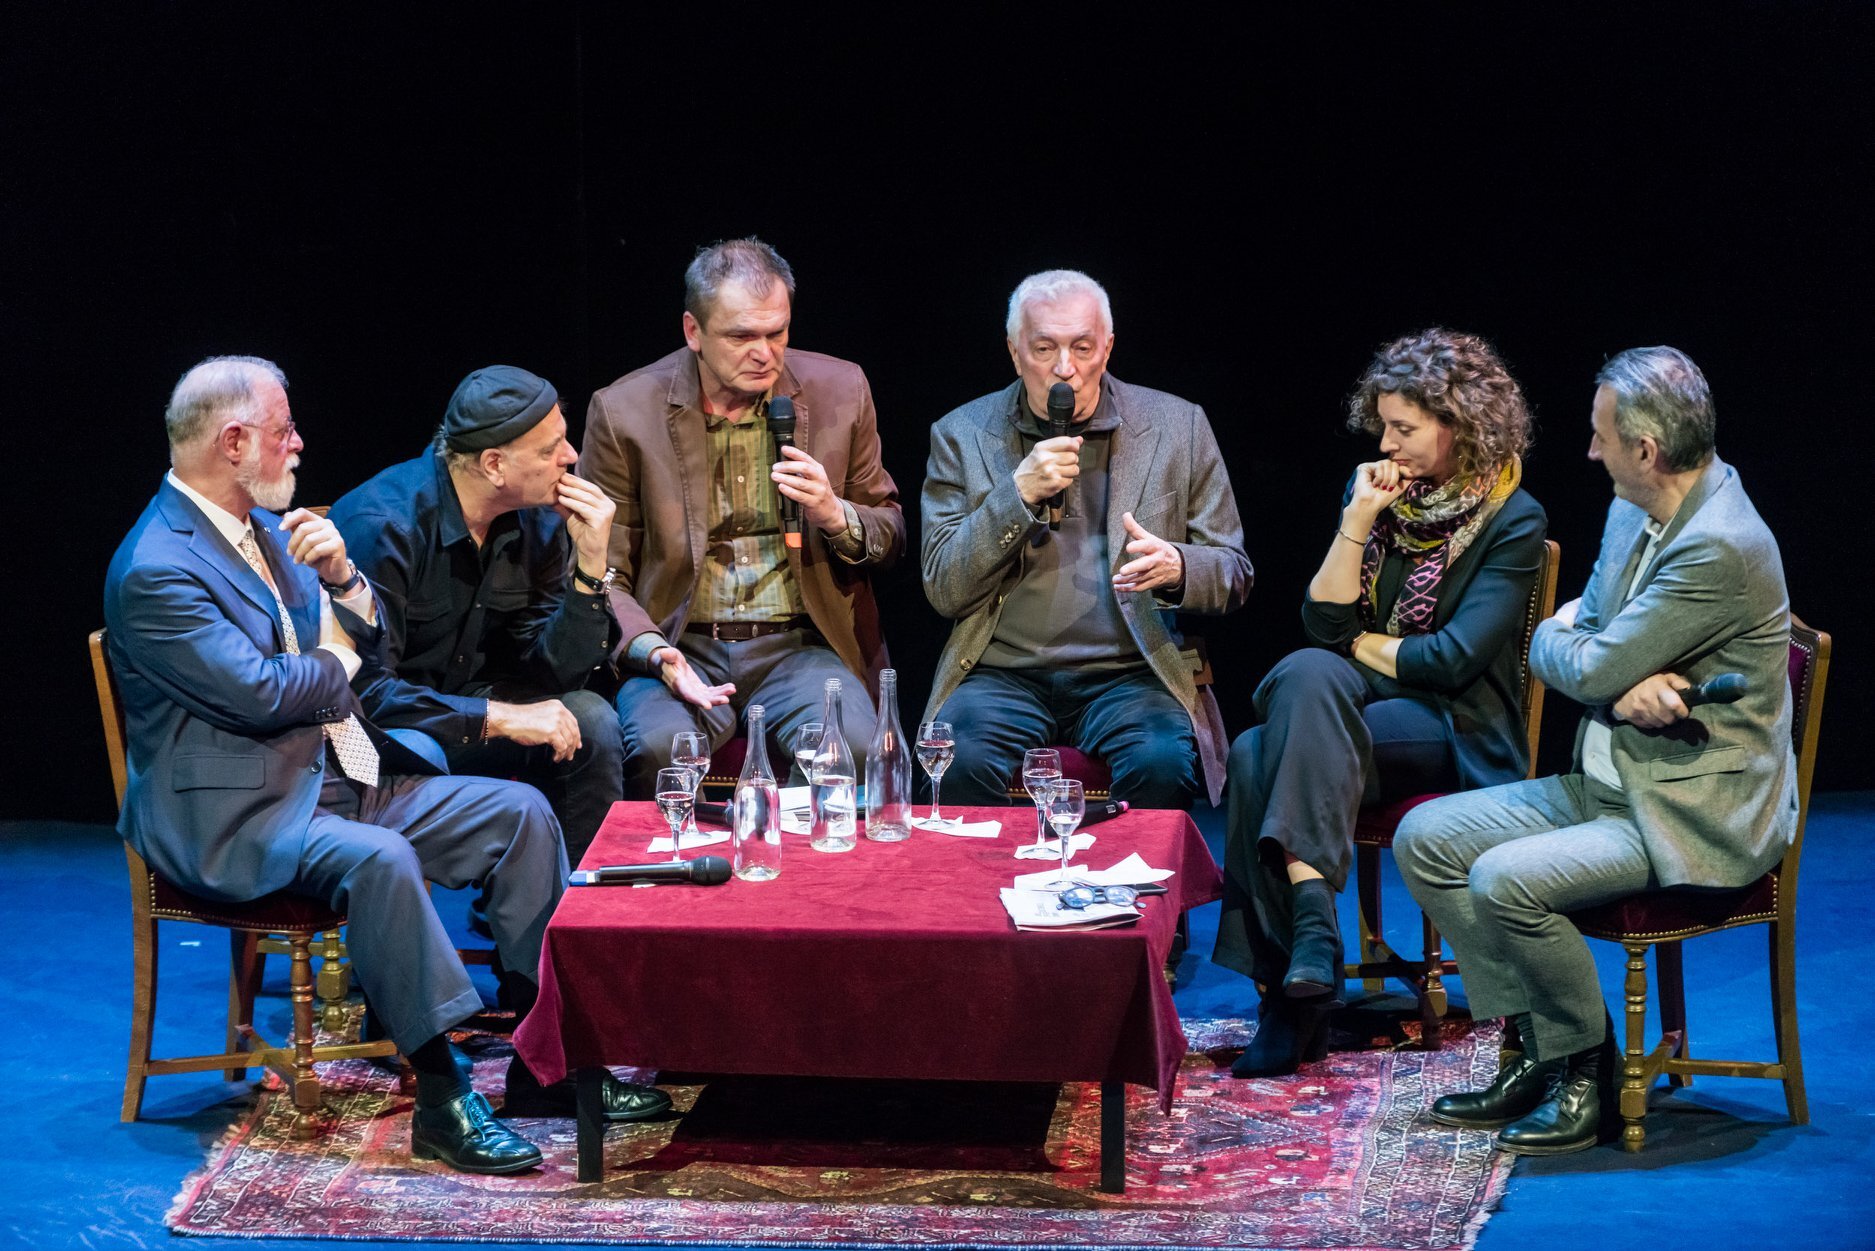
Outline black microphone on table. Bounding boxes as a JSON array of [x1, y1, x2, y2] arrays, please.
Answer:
[[569, 856, 731, 887], [1080, 799, 1129, 828], [1681, 672, 1748, 708], [1045, 382, 1074, 531], [766, 395, 802, 549]]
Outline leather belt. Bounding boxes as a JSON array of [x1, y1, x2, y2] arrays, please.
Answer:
[[684, 617, 811, 642]]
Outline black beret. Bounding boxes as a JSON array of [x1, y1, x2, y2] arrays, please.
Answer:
[[443, 365, 559, 452]]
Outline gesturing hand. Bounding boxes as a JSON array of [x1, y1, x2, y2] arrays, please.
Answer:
[[770, 445, 848, 534], [1614, 673, 1693, 729], [655, 648, 736, 711], [1345, 459, 1405, 523], [488, 698, 583, 763], [553, 472, 617, 576], [1014, 434, 1083, 506], [1111, 511, 1184, 594], [280, 508, 352, 586]]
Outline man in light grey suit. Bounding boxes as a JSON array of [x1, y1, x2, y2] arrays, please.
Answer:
[[1395, 346, 1797, 1156], [921, 270, 1251, 809], [104, 357, 670, 1175]]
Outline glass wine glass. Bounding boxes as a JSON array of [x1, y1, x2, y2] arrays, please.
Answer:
[[670, 731, 710, 841], [916, 720, 957, 828], [1047, 778, 1085, 886], [791, 722, 824, 788], [1021, 748, 1062, 848], [653, 766, 696, 865]]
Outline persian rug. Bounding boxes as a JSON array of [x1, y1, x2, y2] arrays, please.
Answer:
[[168, 1016, 1514, 1248]]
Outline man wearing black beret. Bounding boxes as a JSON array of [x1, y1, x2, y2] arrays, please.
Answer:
[[330, 365, 625, 868]]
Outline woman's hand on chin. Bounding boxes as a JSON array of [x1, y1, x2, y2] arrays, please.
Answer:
[[1346, 459, 1404, 524]]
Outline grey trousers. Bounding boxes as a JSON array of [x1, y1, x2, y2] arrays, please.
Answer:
[[1393, 773, 1656, 1059], [297, 772, 568, 1055], [614, 626, 877, 797]]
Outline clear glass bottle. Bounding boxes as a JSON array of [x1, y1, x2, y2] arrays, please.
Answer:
[[732, 704, 782, 881], [808, 678, 857, 853], [864, 668, 913, 842]]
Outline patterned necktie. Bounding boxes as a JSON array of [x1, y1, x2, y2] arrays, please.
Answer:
[[236, 529, 382, 787]]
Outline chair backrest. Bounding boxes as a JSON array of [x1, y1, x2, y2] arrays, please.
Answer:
[[88, 628, 130, 809], [1518, 539, 1562, 778], [1782, 614, 1832, 885]]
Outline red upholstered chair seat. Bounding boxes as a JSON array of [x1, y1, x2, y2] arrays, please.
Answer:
[[1570, 874, 1779, 942], [1006, 747, 1113, 801], [146, 873, 346, 932], [1351, 794, 1444, 849]]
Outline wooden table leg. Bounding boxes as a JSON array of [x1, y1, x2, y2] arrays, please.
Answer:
[[576, 1066, 605, 1182], [1099, 1078, 1126, 1193]]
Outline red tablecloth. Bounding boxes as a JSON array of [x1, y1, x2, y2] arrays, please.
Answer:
[[513, 803, 1221, 1111]]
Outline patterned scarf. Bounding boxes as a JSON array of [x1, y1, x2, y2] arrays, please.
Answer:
[[1359, 457, 1521, 635]]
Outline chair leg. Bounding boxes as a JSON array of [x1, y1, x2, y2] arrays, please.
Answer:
[[1656, 941, 1689, 1087], [315, 928, 351, 1033], [122, 916, 158, 1123], [286, 934, 323, 1140], [1417, 911, 1445, 1050], [1768, 919, 1808, 1125], [1619, 943, 1650, 1152], [227, 930, 264, 1082], [1356, 844, 1384, 993]]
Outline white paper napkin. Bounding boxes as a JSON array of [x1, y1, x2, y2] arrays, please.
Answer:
[[911, 816, 1002, 837], [1013, 832, 1095, 860], [1012, 853, 1174, 893], [646, 828, 731, 853]]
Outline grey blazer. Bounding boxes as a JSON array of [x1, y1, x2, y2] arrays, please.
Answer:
[[920, 377, 1253, 803], [1530, 458, 1798, 888]]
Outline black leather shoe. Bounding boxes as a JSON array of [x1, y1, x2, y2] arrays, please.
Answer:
[[502, 1058, 673, 1123], [411, 1090, 543, 1174], [1283, 879, 1342, 1000], [1494, 1071, 1614, 1156], [1431, 1051, 1562, 1128]]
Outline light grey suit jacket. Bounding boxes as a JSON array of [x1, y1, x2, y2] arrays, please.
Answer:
[[920, 377, 1252, 804], [1530, 458, 1797, 888]]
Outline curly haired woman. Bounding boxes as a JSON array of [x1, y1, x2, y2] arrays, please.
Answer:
[[1214, 328, 1547, 1076]]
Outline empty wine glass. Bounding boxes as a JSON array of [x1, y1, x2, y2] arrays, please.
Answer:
[[791, 722, 824, 788], [671, 731, 710, 839], [1021, 748, 1062, 847], [1047, 778, 1085, 886], [654, 766, 695, 864], [916, 720, 957, 828]]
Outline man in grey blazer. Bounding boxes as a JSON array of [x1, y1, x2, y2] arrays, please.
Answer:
[[104, 357, 670, 1175], [1394, 346, 1797, 1156], [922, 270, 1251, 809]]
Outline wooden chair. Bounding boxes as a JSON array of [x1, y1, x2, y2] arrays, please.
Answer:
[[1344, 539, 1561, 1042], [89, 629, 398, 1138], [1566, 614, 1829, 1151]]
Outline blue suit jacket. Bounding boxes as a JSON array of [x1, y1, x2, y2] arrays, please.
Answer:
[[103, 479, 429, 902]]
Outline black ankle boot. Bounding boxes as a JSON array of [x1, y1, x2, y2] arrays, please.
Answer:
[[1430, 1051, 1562, 1129], [1495, 1024, 1619, 1156], [1283, 878, 1342, 1000], [1232, 993, 1336, 1078]]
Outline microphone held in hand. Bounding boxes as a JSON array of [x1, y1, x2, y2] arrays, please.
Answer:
[[1045, 382, 1074, 531], [1681, 672, 1748, 708], [766, 395, 802, 550], [569, 855, 732, 887]]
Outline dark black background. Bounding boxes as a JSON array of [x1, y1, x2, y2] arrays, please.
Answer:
[[5, 5, 1868, 820]]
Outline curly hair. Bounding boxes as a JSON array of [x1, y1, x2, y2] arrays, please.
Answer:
[[1346, 329, 1532, 483]]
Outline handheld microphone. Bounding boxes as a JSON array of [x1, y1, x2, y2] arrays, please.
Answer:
[[766, 395, 802, 550], [1681, 672, 1748, 708], [1079, 799, 1130, 828], [1045, 382, 1074, 531], [569, 855, 732, 887]]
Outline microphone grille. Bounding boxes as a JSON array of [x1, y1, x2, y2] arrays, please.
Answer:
[[690, 855, 733, 885], [1046, 382, 1074, 422], [768, 395, 795, 422]]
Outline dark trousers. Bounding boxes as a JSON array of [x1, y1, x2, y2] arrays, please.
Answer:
[[934, 664, 1201, 810], [441, 687, 623, 867], [1212, 649, 1457, 988], [614, 627, 877, 798], [297, 773, 567, 1055]]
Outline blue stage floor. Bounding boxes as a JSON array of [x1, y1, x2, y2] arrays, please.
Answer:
[[4, 794, 1872, 1250]]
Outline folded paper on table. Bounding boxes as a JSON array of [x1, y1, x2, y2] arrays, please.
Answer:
[[999, 887, 1139, 931], [1012, 853, 1175, 893], [647, 828, 732, 853], [912, 816, 1002, 837], [1013, 832, 1095, 860]]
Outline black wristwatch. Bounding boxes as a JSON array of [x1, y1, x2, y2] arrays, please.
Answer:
[[570, 565, 616, 594], [320, 561, 365, 596]]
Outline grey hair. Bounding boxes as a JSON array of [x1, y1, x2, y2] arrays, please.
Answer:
[[1594, 346, 1716, 473], [165, 355, 288, 449], [683, 237, 796, 326], [1005, 270, 1115, 341]]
